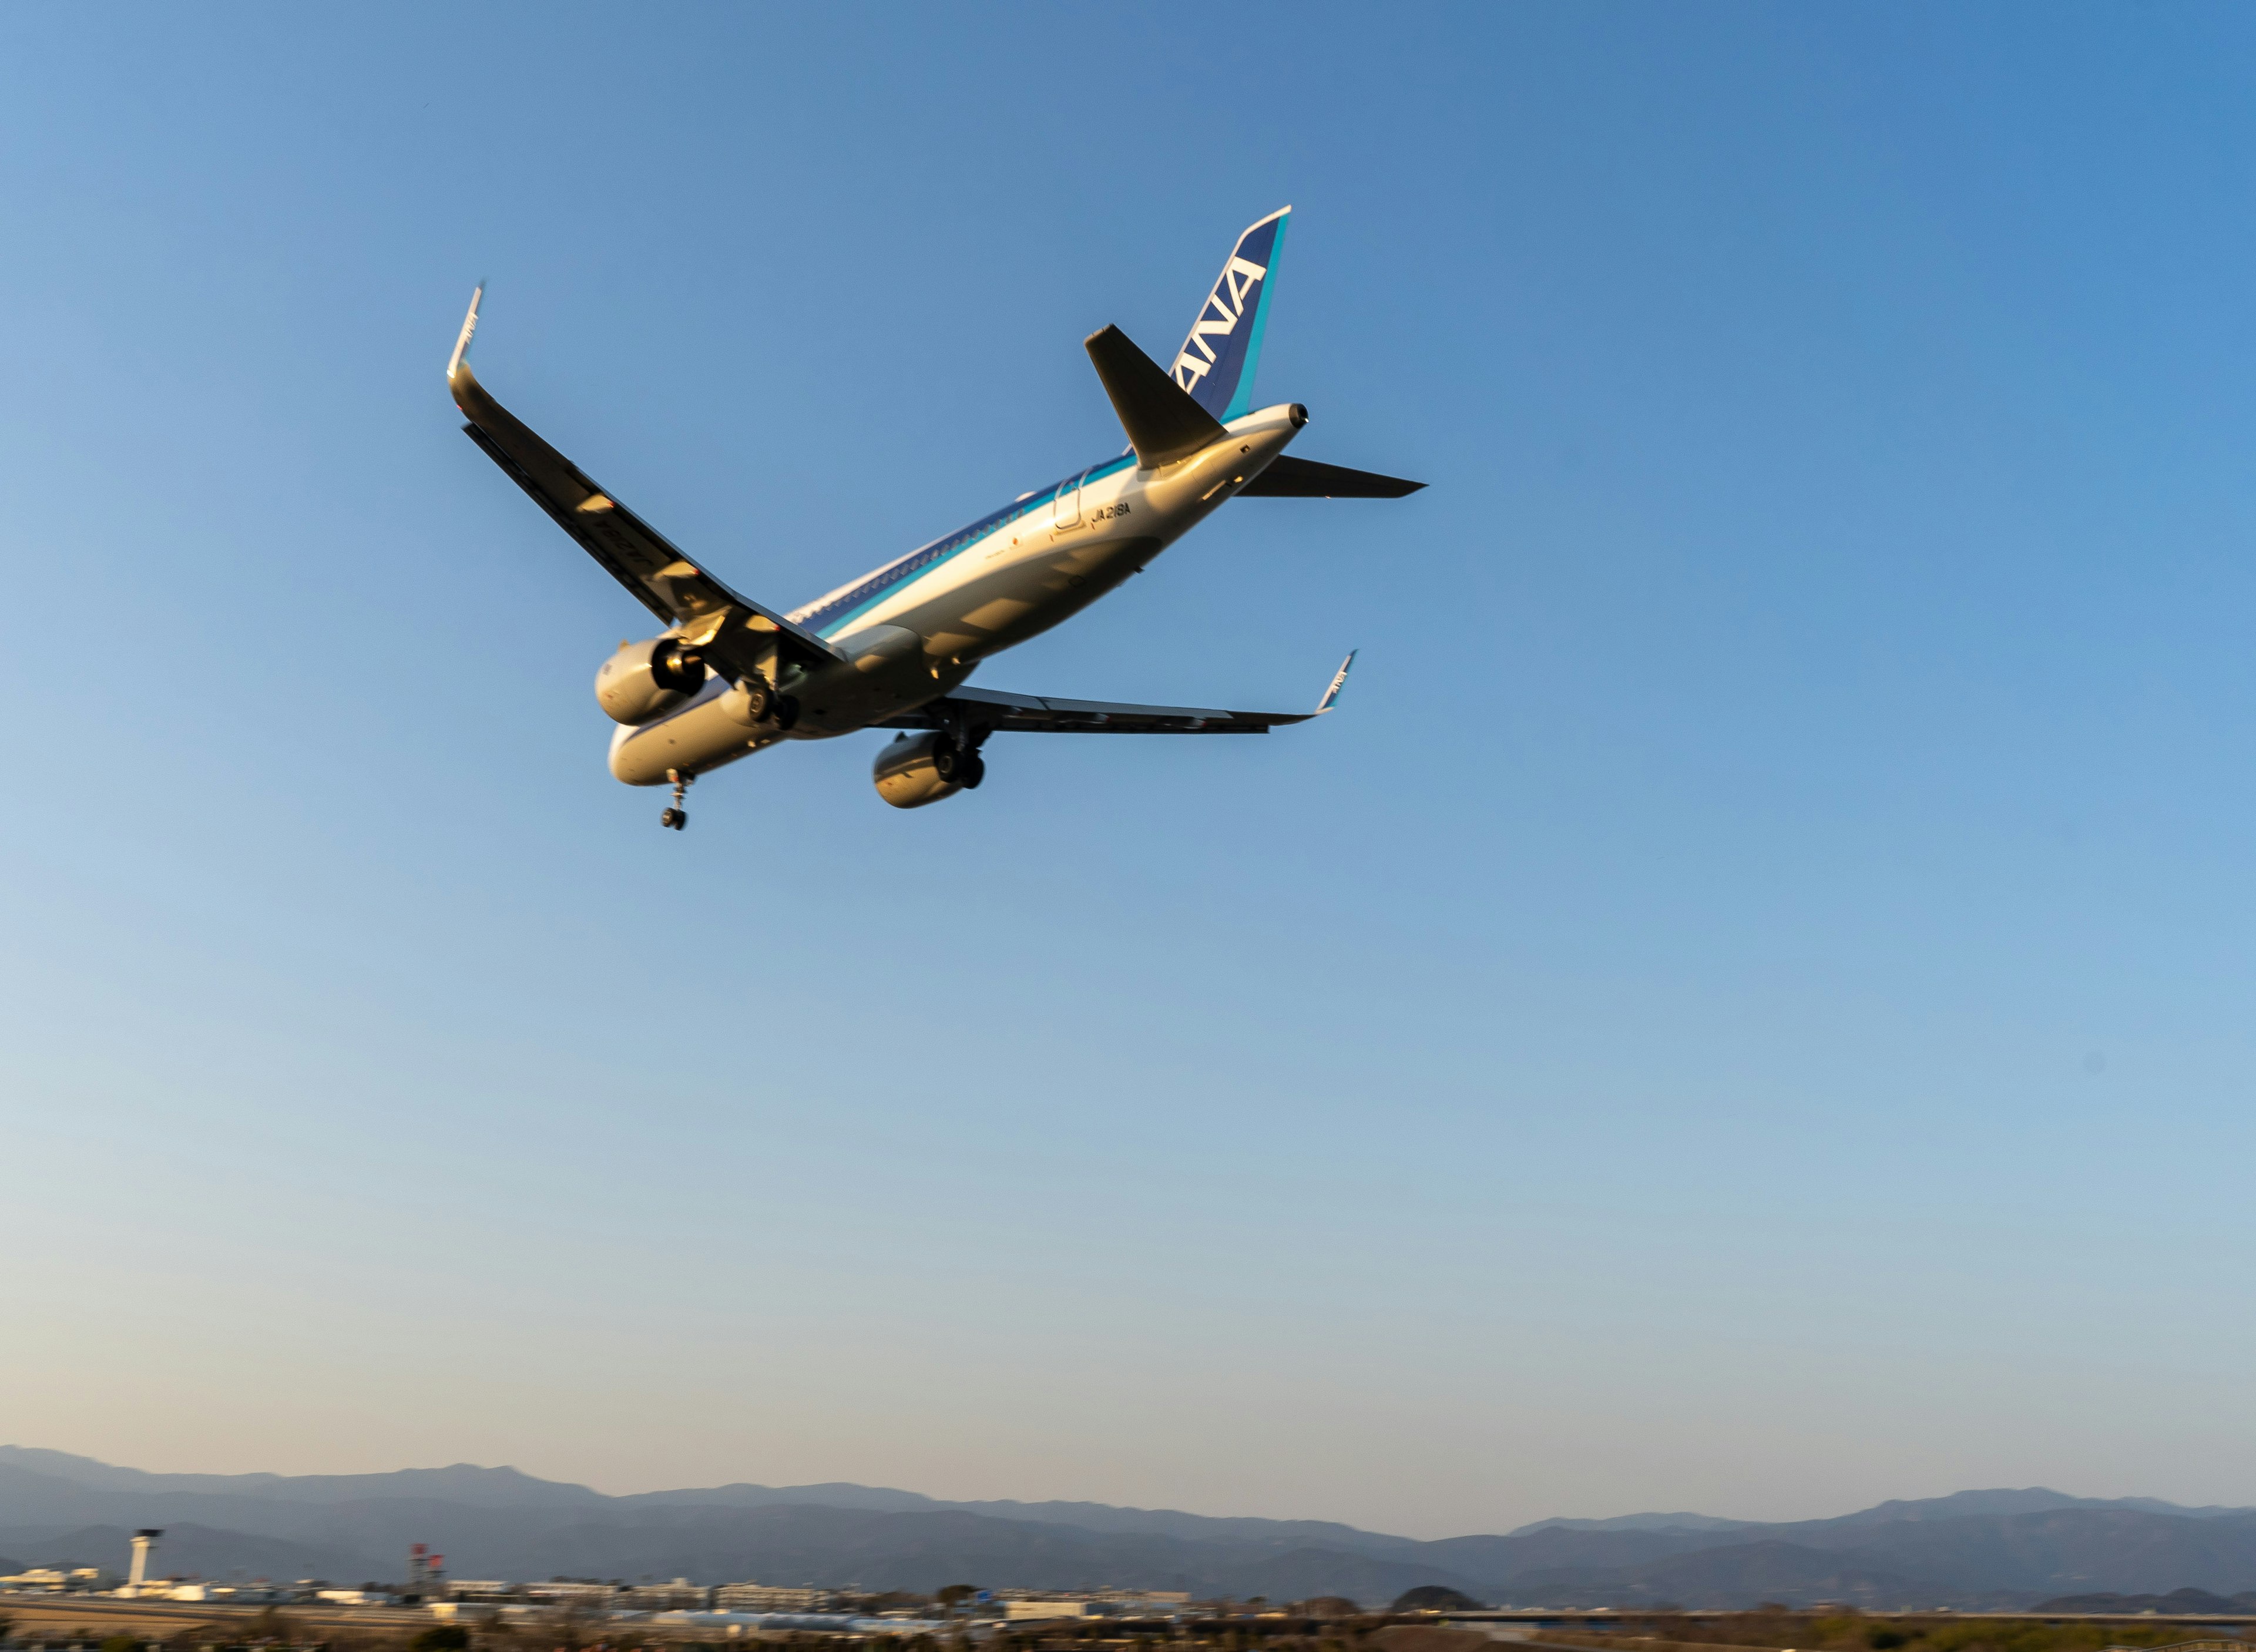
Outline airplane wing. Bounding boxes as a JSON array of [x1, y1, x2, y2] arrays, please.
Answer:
[[877, 654, 1356, 735], [445, 286, 843, 674]]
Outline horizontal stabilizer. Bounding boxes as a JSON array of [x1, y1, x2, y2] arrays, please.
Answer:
[[1238, 455, 1425, 498], [1085, 324, 1227, 468]]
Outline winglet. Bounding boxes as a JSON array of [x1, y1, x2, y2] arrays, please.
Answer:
[[446, 283, 485, 385], [1316, 650, 1357, 714]]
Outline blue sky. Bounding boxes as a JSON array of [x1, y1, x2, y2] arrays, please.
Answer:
[[4, 3, 2255, 1539]]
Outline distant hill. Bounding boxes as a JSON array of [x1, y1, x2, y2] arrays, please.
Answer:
[[1506, 1513, 1760, 1537], [1391, 1587, 1485, 1613], [0, 1449, 607, 1509], [1824, 1489, 2256, 1526], [2032, 1589, 2256, 1614], [8, 1449, 2256, 1609], [0, 1450, 1423, 1564], [1507, 1539, 1942, 1610], [0, 1455, 1475, 1601]]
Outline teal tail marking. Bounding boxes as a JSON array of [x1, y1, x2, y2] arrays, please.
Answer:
[[1223, 210, 1287, 422]]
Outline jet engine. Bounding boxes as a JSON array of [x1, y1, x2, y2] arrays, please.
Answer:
[[595, 637, 708, 724], [872, 731, 984, 809]]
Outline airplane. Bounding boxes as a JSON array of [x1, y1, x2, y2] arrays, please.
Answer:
[[445, 206, 1423, 826]]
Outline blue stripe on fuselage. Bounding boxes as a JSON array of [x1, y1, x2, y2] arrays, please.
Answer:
[[802, 455, 1137, 638]]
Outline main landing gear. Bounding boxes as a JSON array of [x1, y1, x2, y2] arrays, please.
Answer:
[[731, 676, 801, 730], [661, 768, 691, 830], [932, 734, 986, 790]]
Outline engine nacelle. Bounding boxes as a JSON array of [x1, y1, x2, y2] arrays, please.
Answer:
[[595, 637, 708, 725], [873, 732, 972, 810]]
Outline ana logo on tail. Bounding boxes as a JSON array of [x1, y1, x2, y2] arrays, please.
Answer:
[[1172, 255, 1270, 396], [1171, 207, 1291, 422]]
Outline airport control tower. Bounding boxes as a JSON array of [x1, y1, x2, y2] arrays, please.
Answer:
[[125, 1530, 163, 1597]]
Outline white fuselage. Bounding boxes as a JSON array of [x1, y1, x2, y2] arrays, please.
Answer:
[[607, 402, 1305, 785]]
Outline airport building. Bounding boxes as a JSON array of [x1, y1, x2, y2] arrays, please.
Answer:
[[0, 1569, 107, 1593], [627, 1580, 712, 1610], [998, 1591, 1194, 1620], [523, 1582, 625, 1606], [714, 1583, 842, 1612]]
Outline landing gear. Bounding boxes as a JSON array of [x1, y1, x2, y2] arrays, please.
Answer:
[[724, 677, 800, 732], [662, 768, 691, 830], [932, 736, 986, 790]]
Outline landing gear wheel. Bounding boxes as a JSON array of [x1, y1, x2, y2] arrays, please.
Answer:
[[737, 677, 774, 722], [933, 735, 984, 788], [660, 808, 685, 830], [774, 693, 800, 732], [662, 768, 692, 831]]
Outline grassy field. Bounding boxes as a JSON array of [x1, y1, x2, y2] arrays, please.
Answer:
[[1, 1601, 2247, 1652], [1564, 1613, 2250, 1652]]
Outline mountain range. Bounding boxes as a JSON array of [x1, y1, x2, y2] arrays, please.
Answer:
[[5, 1449, 2256, 1611]]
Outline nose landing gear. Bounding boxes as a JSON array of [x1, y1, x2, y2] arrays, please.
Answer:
[[661, 769, 691, 830]]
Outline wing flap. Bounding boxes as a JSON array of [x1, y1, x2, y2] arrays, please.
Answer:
[[875, 687, 1290, 734], [459, 420, 673, 623], [878, 656, 1355, 735]]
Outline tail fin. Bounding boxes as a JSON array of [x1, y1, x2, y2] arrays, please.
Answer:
[[1171, 207, 1291, 422]]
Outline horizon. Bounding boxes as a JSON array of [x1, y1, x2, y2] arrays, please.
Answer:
[[5, 1446, 2246, 1540], [12, 1446, 2256, 1607]]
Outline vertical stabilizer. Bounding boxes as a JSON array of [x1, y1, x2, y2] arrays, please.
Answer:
[[1170, 207, 1291, 422]]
